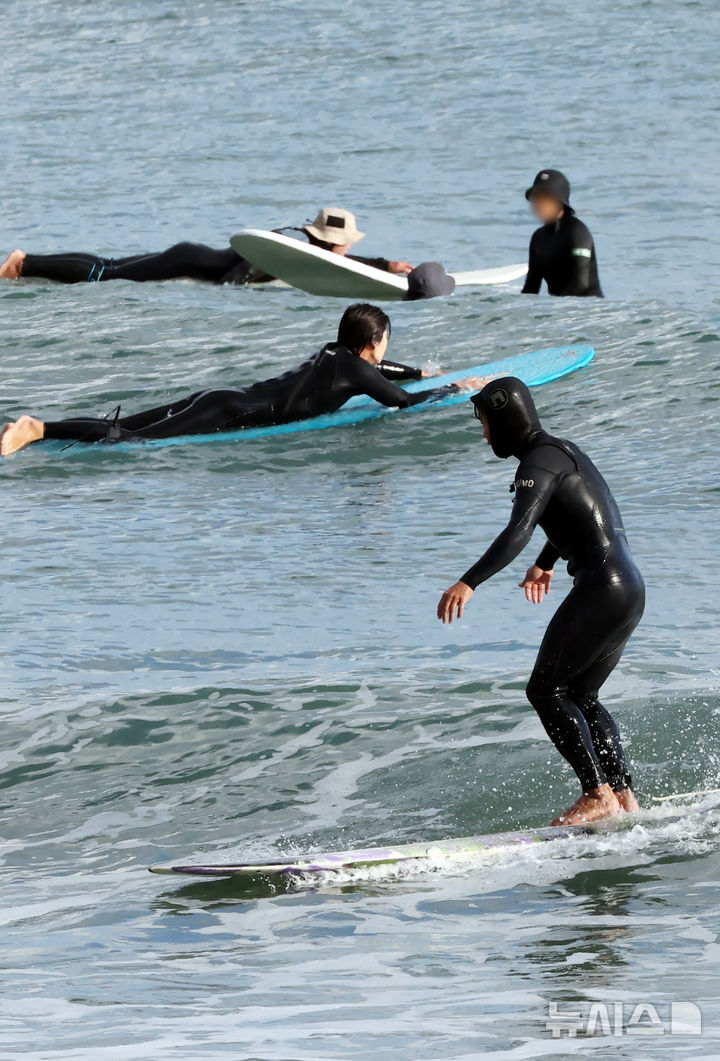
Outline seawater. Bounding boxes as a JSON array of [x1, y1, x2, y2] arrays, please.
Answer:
[[2, 1, 720, 1058]]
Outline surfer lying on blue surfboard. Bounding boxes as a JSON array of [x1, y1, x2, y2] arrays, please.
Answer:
[[437, 378, 644, 827], [0, 304, 485, 455], [0, 206, 415, 287]]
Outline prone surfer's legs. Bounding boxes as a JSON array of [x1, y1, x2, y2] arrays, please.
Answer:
[[21, 253, 112, 283], [111, 393, 207, 433], [44, 392, 236, 442], [10, 243, 240, 284], [99, 243, 240, 283], [6, 400, 210, 449], [43, 417, 123, 443], [43, 393, 224, 440], [93, 389, 268, 440], [111, 389, 261, 438], [2, 389, 265, 453], [1, 408, 179, 449]]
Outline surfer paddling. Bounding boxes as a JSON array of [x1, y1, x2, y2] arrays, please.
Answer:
[[437, 377, 644, 826], [0, 304, 485, 455], [521, 170, 603, 297], [0, 207, 414, 287]]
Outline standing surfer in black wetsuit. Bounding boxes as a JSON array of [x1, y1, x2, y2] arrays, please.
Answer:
[[437, 377, 644, 826], [0, 206, 414, 286], [0, 304, 485, 456], [521, 170, 603, 297]]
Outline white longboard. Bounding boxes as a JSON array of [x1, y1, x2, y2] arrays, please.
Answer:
[[149, 794, 720, 880], [230, 229, 526, 300]]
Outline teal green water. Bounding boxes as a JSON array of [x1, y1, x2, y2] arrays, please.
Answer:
[[3, 2, 720, 1057]]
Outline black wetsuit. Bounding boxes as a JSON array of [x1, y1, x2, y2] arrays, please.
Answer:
[[20, 229, 395, 287], [42, 349, 451, 443], [522, 212, 603, 297], [22, 243, 245, 285], [463, 378, 644, 793]]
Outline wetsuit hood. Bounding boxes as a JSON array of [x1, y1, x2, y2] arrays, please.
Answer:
[[471, 376, 542, 459]]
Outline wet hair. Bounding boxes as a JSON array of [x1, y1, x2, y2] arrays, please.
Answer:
[[337, 304, 391, 355]]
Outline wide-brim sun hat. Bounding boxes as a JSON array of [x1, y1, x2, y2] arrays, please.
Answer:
[[304, 207, 366, 245]]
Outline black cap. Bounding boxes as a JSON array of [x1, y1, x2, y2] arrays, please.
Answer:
[[470, 377, 542, 459], [404, 261, 456, 301], [525, 169, 571, 208]]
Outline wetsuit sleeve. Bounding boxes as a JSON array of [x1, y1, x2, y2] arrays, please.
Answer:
[[348, 357, 456, 408], [379, 360, 423, 381], [460, 468, 558, 589], [558, 224, 595, 296], [536, 541, 560, 570], [348, 254, 390, 272], [521, 232, 542, 294]]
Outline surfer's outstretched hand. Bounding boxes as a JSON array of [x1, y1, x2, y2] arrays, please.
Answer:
[[437, 581, 474, 623], [387, 260, 414, 274], [519, 564, 553, 604], [457, 375, 491, 392]]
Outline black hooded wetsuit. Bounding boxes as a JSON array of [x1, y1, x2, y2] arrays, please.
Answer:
[[522, 212, 603, 297], [20, 230, 395, 287], [462, 377, 644, 793], [41, 349, 453, 443]]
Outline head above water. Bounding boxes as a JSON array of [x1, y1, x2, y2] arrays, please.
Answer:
[[404, 261, 456, 301], [304, 207, 365, 255], [337, 303, 391, 362], [471, 376, 542, 459], [525, 169, 573, 223]]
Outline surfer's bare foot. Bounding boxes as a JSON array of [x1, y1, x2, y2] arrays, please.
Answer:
[[0, 249, 27, 279], [615, 788, 640, 813], [0, 415, 45, 456], [550, 783, 621, 826]]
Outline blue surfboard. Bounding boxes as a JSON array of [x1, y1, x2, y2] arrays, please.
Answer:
[[43, 345, 593, 452]]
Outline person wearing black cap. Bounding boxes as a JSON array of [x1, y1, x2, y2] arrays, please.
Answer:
[[437, 377, 644, 826], [404, 261, 456, 301], [522, 170, 603, 298]]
